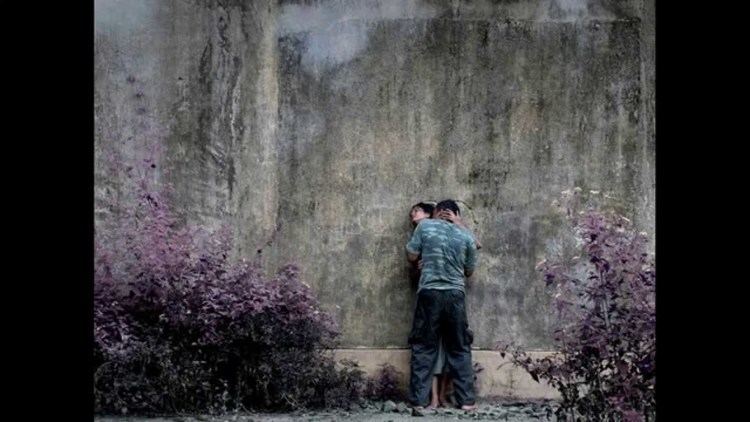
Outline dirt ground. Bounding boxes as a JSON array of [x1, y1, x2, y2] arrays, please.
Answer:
[[95, 399, 558, 421]]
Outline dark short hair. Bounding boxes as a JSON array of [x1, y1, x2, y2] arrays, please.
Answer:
[[412, 202, 435, 215], [435, 199, 460, 215]]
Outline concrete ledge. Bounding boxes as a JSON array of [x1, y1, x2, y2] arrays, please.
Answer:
[[333, 348, 560, 400]]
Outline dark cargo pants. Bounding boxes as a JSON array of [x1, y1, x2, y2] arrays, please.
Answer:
[[407, 289, 475, 407]]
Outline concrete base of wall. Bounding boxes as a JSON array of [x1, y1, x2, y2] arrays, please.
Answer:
[[333, 348, 560, 400]]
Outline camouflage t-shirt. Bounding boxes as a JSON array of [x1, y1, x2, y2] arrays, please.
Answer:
[[406, 219, 478, 293]]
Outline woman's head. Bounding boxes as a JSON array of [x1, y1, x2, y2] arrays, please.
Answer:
[[410, 202, 435, 225]]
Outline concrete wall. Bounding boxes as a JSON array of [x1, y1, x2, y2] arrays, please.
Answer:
[[334, 349, 561, 400], [95, 0, 655, 352]]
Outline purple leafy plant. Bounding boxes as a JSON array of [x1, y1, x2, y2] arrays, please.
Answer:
[[498, 189, 655, 421], [366, 363, 407, 402], [94, 150, 363, 414]]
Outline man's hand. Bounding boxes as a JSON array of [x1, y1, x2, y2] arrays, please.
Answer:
[[436, 209, 464, 226], [417, 259, 423, 270], [437, 209, 482, 249]]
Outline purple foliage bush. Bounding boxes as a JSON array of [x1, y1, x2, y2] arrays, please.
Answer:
[[94, 154, 366, 414], [365, 363, 407, 402], [499, 189, 655, 421]]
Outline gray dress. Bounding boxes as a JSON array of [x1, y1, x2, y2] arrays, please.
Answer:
[[432, 336, 447, 375]]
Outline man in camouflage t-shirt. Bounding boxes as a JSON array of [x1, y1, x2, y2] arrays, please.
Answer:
[[405, 200, 478, 410]]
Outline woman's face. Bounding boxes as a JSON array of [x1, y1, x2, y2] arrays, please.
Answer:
[[410, 206, 430, 225]]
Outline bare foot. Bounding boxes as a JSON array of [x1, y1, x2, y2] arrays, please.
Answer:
[[461, 404, 478, 412]]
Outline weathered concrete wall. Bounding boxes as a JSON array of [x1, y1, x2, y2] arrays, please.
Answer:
[[95, 0, 655, 350], [334, 349, 561, 400]]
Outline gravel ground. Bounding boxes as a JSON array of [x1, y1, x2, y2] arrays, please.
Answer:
[[95, 399, 558, 421]]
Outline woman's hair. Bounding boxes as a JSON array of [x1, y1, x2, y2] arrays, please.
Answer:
[[412, 202, 436, 215]]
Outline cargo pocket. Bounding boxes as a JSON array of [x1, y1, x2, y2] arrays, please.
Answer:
[[465, 326, 474, 346], [408, 306, 426, 345]]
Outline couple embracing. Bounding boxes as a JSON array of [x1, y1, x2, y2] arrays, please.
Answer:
[[405, 199, 480, 412]]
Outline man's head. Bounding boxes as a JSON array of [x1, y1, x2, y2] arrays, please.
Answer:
[[410, 202, 435, 225], [435, 199, 460, 218]]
